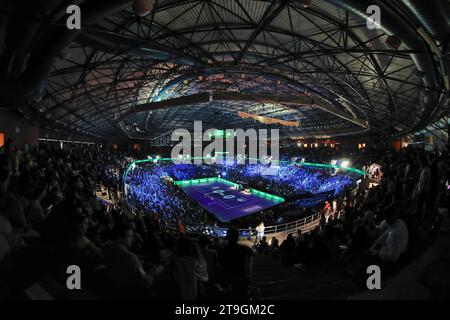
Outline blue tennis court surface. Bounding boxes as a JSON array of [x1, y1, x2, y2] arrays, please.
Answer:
[[179, 181, 282, 222]]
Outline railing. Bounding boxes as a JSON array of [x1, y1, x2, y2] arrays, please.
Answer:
[[173, 211, 323, 239], [127, 203, 322, 239], [256, 212, 322, 237]]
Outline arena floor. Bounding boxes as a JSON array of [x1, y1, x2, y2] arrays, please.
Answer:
[[179, 180, 282, 222]]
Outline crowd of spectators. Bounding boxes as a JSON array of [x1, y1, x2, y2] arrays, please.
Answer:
[[0, 141, 256, 299], [230, 162, 355, 197], [126, 164, 214, 227], [125, 159, 357, 229], [1, 138, 448, 299], [259, 145, 449, 284]]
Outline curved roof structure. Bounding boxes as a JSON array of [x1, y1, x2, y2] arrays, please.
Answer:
[[0, 0, 449, 140]]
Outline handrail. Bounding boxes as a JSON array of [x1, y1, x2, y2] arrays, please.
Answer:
[[247, 212, 322, 237], [127, 204, 322, 239]]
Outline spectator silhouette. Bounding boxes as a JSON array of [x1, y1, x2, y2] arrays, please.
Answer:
[[218, 228, 254, 298]]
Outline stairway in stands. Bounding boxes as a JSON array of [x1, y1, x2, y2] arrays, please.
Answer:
[[253, 253, 361, 300]]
